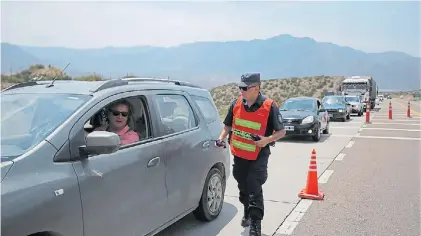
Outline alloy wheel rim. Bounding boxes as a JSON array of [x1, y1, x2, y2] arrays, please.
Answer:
[[207, 174, 223, 215]]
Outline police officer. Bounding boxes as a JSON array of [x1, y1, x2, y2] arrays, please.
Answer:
[[216, 73, 286, 236]]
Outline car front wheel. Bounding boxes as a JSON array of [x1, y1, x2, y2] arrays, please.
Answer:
[[323, 122, 329, 134], [193, 167, 225, 221], [312, 125, 321, 142]]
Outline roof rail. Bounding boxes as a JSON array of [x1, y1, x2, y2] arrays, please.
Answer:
[[122, 77, 203, 89], [2, 81, 47, 92], [90, 79, 129, 92], [90, 77, 203, 93]]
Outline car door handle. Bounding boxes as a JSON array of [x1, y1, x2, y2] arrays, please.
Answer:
[[202, 141, 210, 148], [147, 157, 160, 168]]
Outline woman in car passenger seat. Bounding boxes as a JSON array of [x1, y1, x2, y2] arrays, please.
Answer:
[[94, 99, 139, 145]]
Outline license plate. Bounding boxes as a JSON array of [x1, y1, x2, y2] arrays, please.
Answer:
[[329, 114, 333, 118], [285, 126, 294, 131]]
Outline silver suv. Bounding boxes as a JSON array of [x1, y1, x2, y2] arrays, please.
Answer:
[[1, 78, 230, 236]]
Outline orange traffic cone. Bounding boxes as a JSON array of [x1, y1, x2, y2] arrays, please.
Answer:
[[298, 149, 325, 200]]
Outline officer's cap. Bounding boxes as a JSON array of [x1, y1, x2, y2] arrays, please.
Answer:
[[238, 73, 261, 87]]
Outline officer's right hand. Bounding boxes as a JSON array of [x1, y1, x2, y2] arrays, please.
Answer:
[[215, 139, 226, 148]]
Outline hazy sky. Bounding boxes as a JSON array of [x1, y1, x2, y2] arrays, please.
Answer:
[[2, 1, 420, 57]]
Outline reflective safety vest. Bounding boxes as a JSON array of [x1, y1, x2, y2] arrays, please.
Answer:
[[230, 96, 273, 160]]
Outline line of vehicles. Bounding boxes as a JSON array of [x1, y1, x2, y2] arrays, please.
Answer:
[[278, 75, 381, 142]]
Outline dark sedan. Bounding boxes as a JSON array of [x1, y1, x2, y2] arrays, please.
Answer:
[[279, 97, 329, 142], [322, 95, 351, 122]]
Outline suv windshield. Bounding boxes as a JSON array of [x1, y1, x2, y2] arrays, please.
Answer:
[[1, 93, 90, 159], [322, 96, 345, 105], [280, 99, 315, 111], [345, 96, 360, 102]]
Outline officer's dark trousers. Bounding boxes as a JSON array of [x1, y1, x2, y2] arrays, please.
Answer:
[[232, 149, 269, 220]]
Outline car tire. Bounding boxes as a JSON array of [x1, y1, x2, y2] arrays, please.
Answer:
[[342, 117, 346, 122], [323, 122, 329, 134], [312, 125, 321, 142], [193, 167, 225, 222], [346, 113, 350, 120]]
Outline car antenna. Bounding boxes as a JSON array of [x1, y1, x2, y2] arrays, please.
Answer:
[[46, 63, 71, 88]]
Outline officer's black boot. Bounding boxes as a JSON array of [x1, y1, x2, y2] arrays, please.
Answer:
[[249, 219, 261, 236], [241, 207, 250, 227]]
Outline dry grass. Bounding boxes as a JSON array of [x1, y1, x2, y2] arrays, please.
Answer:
[[210, 75, 345, 118], [29, 66, 66, 78], [385, 89, 421, 101]]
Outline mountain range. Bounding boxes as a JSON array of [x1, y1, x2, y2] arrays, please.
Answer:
[[2, 34, 420, 90]]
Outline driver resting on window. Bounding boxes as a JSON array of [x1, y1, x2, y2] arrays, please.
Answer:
[[94, 100, 139, 145]]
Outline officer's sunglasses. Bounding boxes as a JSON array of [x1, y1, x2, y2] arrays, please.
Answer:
[[239, 85, 257, 91], [109, 109, 129, 117]]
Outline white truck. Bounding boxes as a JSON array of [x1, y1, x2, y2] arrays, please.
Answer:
[[339, 76, 378, 109]]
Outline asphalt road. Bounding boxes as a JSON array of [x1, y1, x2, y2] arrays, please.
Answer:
[[157, 100, 385, 236], [396, 99, 421, 115], [277, 99, 420, 236]]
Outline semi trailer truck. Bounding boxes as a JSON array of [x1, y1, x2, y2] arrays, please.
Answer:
[[339, 75, 378, 109]]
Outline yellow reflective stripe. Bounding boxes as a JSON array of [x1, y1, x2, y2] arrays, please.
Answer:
[[233, 129, 253, 140], [232, 140, 256, 152], [234, 118, 261, 130]]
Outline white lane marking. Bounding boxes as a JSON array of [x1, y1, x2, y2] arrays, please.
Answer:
[[295, 199, 313, 212], [329, 126, 363, 129], [372, 118, 421, 122], [335, 153, 346, 161], [377, 113, 408, 115], [277, 200, 313, 235], [345, 140, 355, 148], [375, 113, 414, 116], [375, 116, 421, 119], [361, 127, 421, 132], [358, 128, 363, 132], [332, 134, 421, 141], [318, 170, 334, 184], [369, 122, 421, 126], [374, 116, 416, 119]]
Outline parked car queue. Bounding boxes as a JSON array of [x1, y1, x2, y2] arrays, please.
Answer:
[[278, 94, 366, 142]]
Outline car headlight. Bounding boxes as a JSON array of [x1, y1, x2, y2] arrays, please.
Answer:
[[301, 116, 314, 124], [338, 109, 344, 112]]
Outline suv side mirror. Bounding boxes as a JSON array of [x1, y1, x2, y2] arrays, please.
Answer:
[[79, 131, 120, 158]]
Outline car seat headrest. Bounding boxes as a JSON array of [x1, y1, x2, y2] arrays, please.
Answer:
[[160, 102, 176, 117]]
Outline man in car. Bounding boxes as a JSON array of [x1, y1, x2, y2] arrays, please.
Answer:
[[216, 73, 286, 236], [94, 99, 139, 145]]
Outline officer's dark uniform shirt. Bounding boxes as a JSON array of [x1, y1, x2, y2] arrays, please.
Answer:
[[223, 92, 285, 154]]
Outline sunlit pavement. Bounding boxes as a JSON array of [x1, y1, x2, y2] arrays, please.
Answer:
[[157, 103, 386, 236], [285, 99, 420, 236]]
